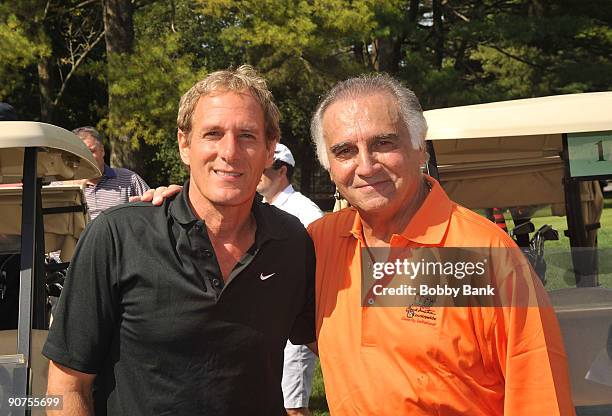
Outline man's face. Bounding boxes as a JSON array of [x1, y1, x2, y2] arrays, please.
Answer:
[[81, 134, 105, 173], [322, 92, 425, 216], [178, 90, 274, 208], [256, 164, 283, 199]]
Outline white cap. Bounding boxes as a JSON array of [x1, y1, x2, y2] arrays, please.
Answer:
[[274, 143, 295, 167]]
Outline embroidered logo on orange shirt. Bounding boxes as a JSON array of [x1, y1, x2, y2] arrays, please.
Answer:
[[402, 304, 437, 326]]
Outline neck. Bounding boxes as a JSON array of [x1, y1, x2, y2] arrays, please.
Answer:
[[359, 178, 429, 246], [188, 185, 254, 240], [264, 180, 290, 204]]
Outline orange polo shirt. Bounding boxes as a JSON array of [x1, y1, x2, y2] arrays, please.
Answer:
[[308, 176, 574, 416]]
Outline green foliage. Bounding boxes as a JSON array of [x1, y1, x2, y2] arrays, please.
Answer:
[[444, 0, 612, 101], [197, 0, 378, 191], [0, 0, 609, 189], [102, 0, 210, 184], [0, 14, 39, 99], [103, 33, 204, 147], [0, 0, 107, 123]]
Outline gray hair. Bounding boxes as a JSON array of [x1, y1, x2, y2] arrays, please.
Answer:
[[177, 65, 280, 146], [310, 73, 428, 170], [72, 126, 103, 146]]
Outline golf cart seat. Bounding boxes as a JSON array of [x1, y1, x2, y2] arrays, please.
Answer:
[[0, 184, 88, 260]]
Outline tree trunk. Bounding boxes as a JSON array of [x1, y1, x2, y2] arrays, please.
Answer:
[[103, 0, 134, 54], [408, 0, 419, 23], [529, 0, 546, 17], [37, 57, 54, 122], [432, 0, 444, 70], [373, 37, 402, 74], [353, 42, 365, 65], [103, 0, 138, 169]]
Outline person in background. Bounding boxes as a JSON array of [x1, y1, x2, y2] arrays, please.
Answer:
[[257, 142, 322, 416], [72, 126, 149, 220]]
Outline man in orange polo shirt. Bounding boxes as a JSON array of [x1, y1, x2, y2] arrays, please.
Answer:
[[307, 74, 574, 415]]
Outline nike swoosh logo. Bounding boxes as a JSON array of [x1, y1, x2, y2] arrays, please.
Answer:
[[260, 273, 276, 281]]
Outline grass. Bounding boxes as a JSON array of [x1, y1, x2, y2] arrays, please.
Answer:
[[307, 202, 612, 415], [505, 202, 612, 290], [310, 360, 329, 416]]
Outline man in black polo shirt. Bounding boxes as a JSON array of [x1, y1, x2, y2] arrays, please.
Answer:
[[43, 65, 316, 415]]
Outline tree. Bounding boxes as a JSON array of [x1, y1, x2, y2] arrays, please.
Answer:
[[198, 0, 380, 195], [0, 1, 105, 123], [101, 0, 213, 184], [2, 0, 609, 189], [103, 0, 136, 168]]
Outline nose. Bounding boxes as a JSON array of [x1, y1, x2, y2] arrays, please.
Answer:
[[354, 149, 379, 177], [218, 133, 239, 162]]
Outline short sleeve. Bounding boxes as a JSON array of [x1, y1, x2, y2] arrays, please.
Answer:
[[300, 202, 323, 228], [288, 235, 316, 345], [42, 213, 119, 374], [131, 173, 150, 196]]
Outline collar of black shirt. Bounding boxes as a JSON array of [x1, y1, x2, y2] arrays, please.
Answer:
[[169, 180, 288, 247]]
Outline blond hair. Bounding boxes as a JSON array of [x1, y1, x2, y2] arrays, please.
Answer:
[[177, 65, 280, 145]]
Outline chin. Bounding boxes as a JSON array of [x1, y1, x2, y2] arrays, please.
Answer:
[[202, 188, 252, 206], [354, 201, 392, 213]]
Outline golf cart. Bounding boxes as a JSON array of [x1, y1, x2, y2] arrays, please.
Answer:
[[0, 121, 99, 415], [424, 91, 612, 414]]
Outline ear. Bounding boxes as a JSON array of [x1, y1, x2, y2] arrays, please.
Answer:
[[178, 129, 190, 166], [418, 148, 428, 167], [327, 166, 337, 184]]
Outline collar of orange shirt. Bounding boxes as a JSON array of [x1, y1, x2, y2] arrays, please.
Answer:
[[345, 174, 453, 246]]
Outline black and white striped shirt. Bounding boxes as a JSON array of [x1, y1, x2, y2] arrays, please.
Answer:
[[84, 165, 149, 220]]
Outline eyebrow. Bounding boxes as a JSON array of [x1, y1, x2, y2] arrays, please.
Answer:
[[372, 133, 399, 141], [330, 141, 353, 153], [198, 124, 261, 134], [329, 133, 400, 153]]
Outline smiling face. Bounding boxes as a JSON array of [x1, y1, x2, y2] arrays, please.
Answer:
[[322, 92, 425, 217], [178, 90, 274, 211]]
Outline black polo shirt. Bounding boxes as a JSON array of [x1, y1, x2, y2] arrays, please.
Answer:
[[43, 182, 316, 415]]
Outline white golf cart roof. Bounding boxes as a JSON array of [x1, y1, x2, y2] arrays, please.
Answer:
[[424, 92, 612, 209], [425, 91, 612, 140], [0, 121, 100, 183]]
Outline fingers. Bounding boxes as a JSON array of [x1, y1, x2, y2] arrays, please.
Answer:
[[129, 189, 155, 203], [151, 184, 183, 205], [129, 185, 183, 205]]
